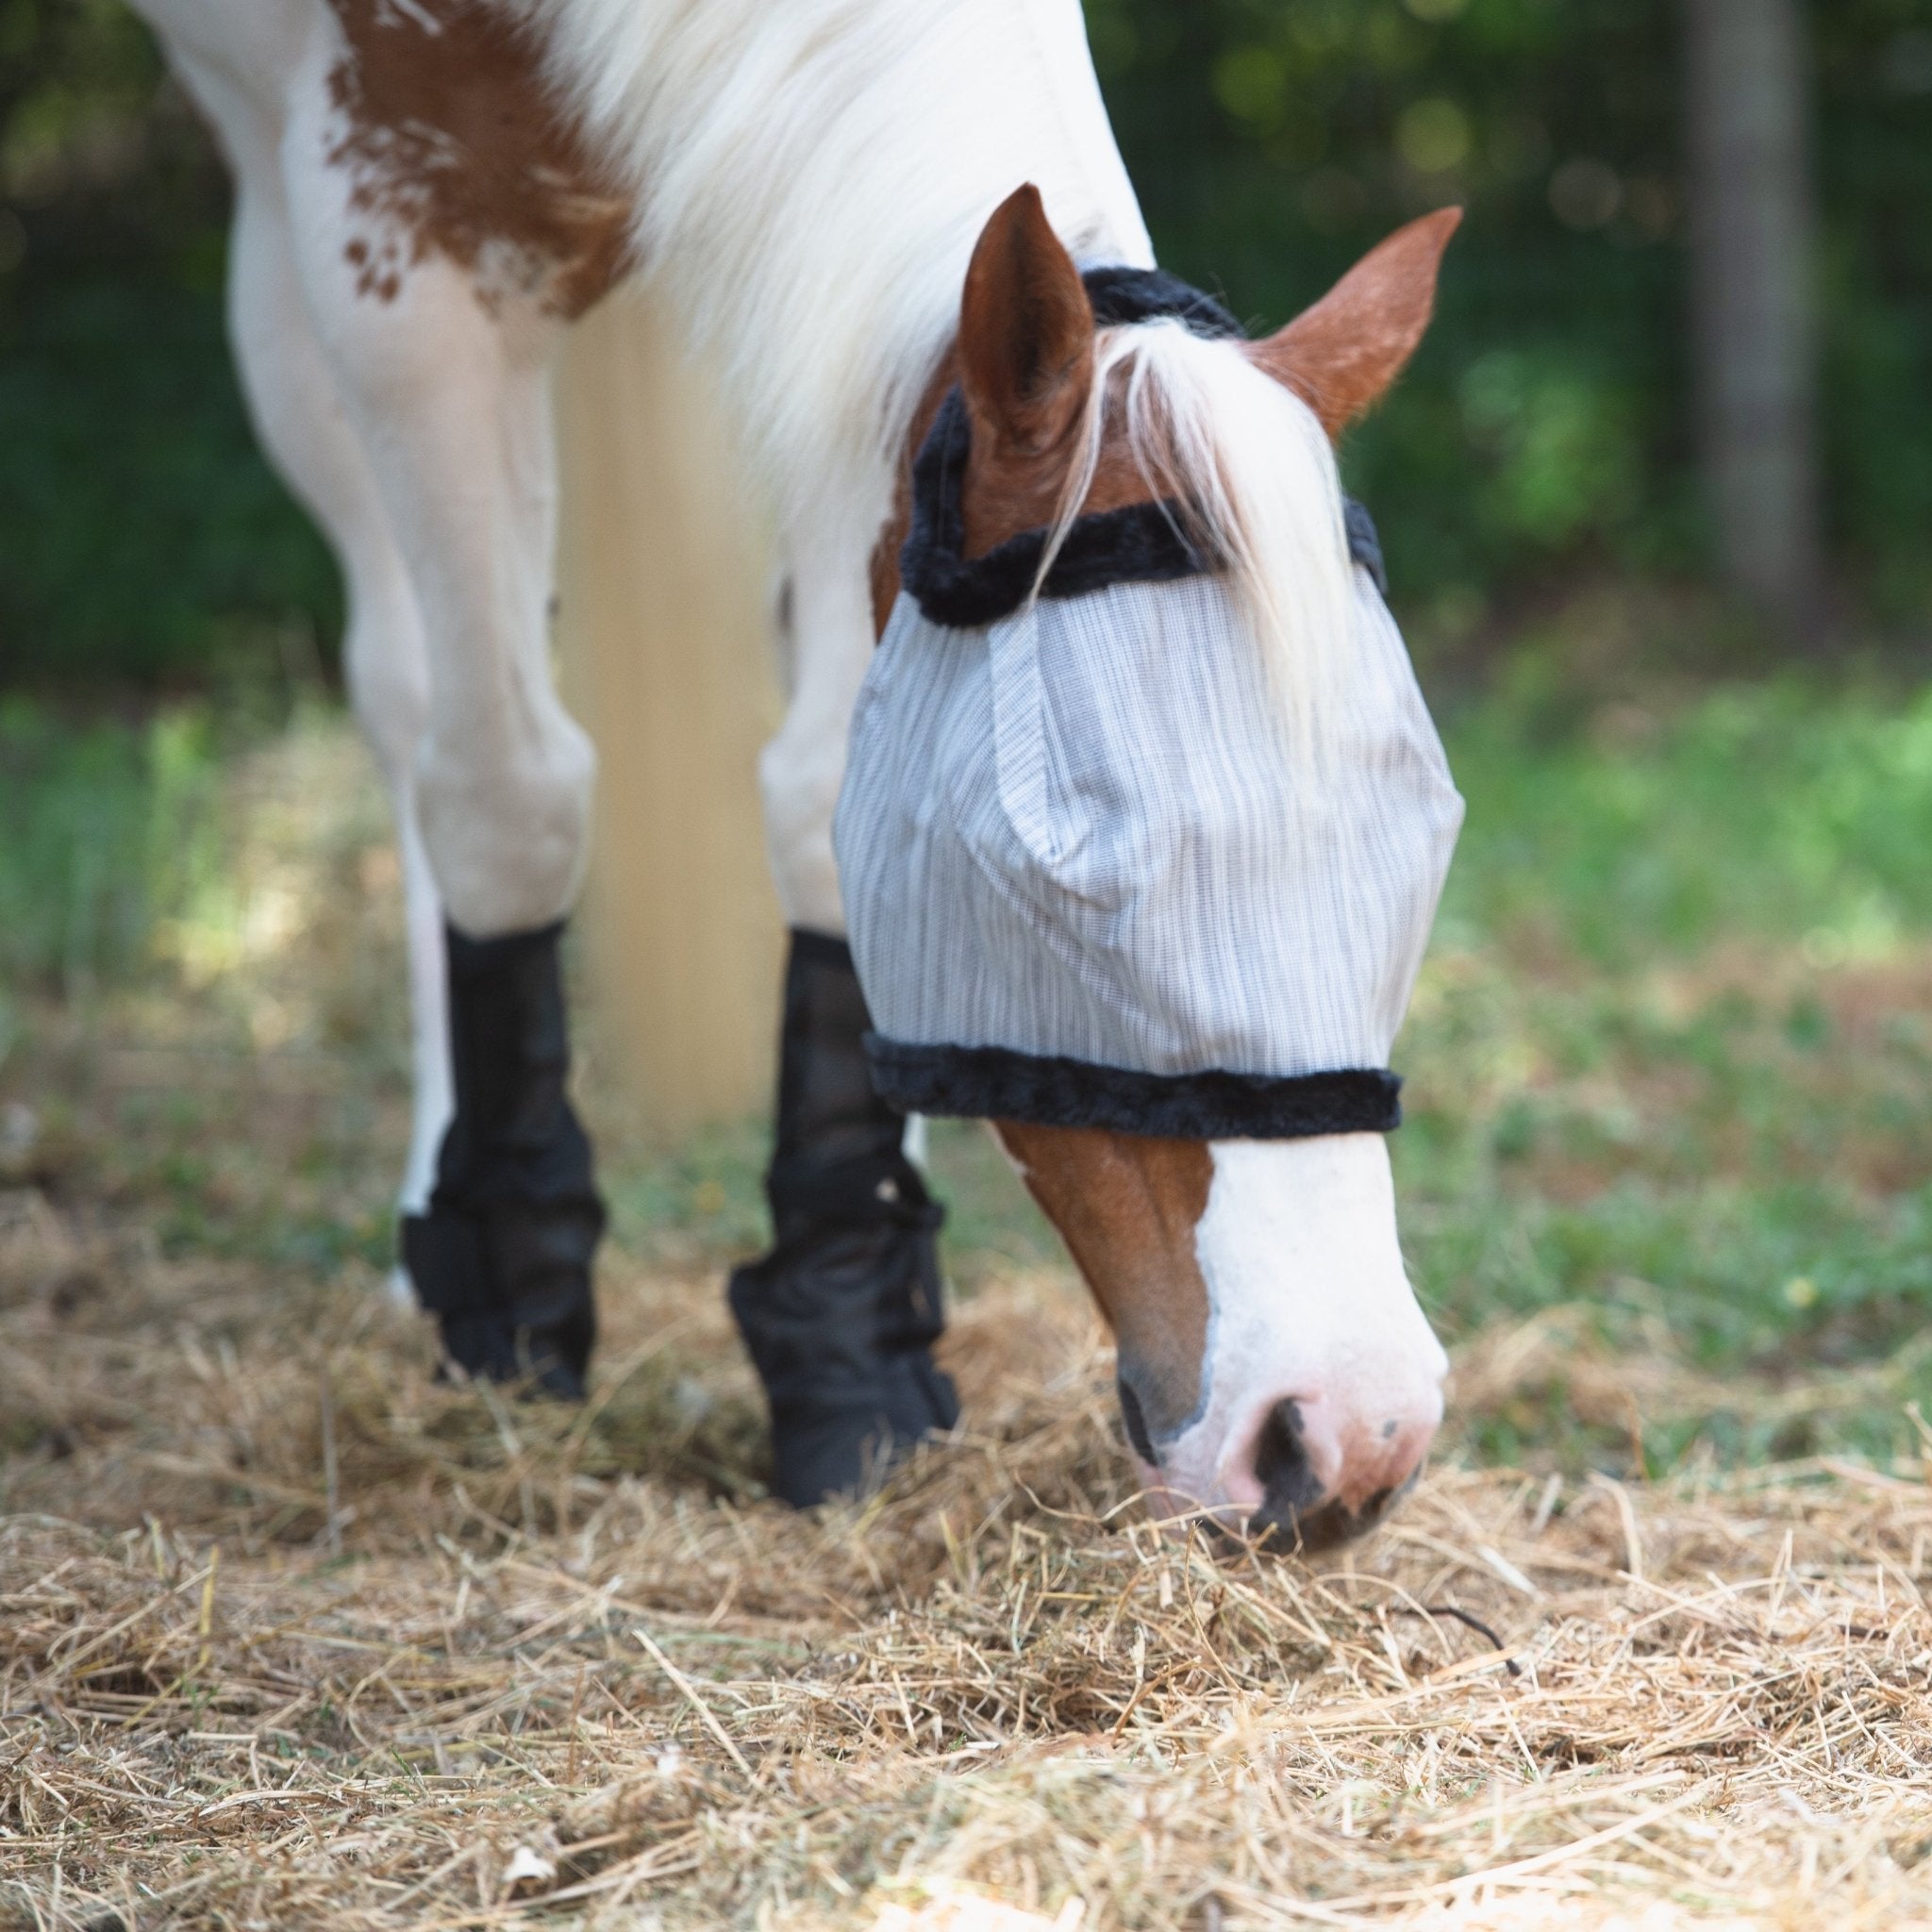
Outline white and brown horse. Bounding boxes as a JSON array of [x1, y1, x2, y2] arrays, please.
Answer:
[[125, 0, 1459, 1547]]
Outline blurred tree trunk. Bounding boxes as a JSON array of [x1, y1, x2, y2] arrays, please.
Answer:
[[1686, 0, 1827, 641]]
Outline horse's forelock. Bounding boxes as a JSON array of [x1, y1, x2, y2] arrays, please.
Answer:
[[1041, 322, 1357, 757]]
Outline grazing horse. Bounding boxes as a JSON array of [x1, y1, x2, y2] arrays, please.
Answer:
[[125, 0, 1463, 1548]]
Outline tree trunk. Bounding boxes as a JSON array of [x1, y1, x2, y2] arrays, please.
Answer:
[[1685, 0, 1827, 640]]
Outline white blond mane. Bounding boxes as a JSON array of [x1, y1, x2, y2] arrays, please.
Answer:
[[1049, 321, 1355, 740], [527, 0, 1353, 724], [524, 0, 1148, 556]]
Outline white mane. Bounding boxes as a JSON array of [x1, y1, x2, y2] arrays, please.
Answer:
[[1050, 322, 1355, 740], [525, 0, 1149, 557], [527, 0, 1352, 724]]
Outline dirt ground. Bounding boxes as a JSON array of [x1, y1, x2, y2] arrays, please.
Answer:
[[3, 716, 1931, 1930]]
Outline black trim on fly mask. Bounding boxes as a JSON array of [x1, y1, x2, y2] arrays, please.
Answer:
[[899, 265, 1389, 631], [402, 920, 604, 1400], [728, 930, 959, 1508], [865, 1039, 1404, 1142]]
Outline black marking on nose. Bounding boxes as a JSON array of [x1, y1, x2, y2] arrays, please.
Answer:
[[1117, 1375, 1158, 1465], [1253, 1398, 1325, 1524], [1249, 1399, 1407, 1555]]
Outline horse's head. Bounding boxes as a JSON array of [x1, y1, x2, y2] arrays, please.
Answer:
[[840, 188, 1464, 1550]]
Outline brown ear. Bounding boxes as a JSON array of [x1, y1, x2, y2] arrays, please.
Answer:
[[958, 184, 1095, 454], [1250, 207, 1462, 440]]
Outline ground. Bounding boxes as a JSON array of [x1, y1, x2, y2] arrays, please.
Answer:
[[2, 638, 1931, 1929]]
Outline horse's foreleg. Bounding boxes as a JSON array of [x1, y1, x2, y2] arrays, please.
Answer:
[[204, 69, 453, 1284], [277, 84, 602, 1396], [732, 566, 958, 1505]]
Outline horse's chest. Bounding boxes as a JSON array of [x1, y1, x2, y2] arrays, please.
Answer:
[[325, 0, 630, 318]]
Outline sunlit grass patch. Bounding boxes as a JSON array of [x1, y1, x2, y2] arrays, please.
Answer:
[[1439, 672, 1932, 965], [0, 695, 224, 999]]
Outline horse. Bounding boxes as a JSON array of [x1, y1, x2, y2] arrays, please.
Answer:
[[124, 0, 1463, 1549]]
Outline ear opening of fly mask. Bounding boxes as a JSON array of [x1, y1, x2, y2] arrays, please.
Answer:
[[835, 266, 1463, 1141]]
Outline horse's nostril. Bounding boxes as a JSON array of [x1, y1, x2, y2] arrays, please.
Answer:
[[1251, 1400, 1412, 1553], [1252, 1397, 1325, 1525], [1117, 1375, 1158, 1465]]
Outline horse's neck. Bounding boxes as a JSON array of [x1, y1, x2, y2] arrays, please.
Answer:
[[976, 0, 1154, 275], [528, 0, 1153, 556]]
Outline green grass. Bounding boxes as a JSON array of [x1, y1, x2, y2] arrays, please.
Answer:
[[1391, 673, 1932, 1467], [4, 670, 1930, 1474], [1441, 669, 1932, 965], [0, 694, 225, 999]]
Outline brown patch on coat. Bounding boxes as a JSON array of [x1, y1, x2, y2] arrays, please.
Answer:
[[993, 1123, 1213, 1441], [325, 0, 631, 318]]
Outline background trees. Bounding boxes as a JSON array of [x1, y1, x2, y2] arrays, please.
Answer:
[[1686, 0, 1824, 641], [1091, 0, 1930, 647], [2, 0, 1928, 682]]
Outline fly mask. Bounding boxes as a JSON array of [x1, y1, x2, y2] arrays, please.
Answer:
[[834, 270, 1465, 1142]]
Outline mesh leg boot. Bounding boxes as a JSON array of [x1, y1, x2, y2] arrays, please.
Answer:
[[729, 929, 960, 1506], [402, 920, 604, 1399]]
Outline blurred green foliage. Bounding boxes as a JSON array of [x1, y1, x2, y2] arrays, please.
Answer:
[[1, 0, 1928, 683], [0, 0, 337, 683], [1443, 673, 1932, 966], [0, 694, 222, 995], [1091, 0, 1932, 632]]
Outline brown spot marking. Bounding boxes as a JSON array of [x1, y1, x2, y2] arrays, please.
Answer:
[[325, 0, 631, 317], [994, 1123, 1212, 1443]]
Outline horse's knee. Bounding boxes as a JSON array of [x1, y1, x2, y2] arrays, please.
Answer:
[[342, 601, 430, 791], [416, 710, 596, 938], [758, 723, 847, 935]]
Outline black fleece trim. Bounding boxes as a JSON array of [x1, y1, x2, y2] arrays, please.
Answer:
[[900, 385, 1213, 630], [1083, 266, 1244, 339], [900, 265, 1389, 628], [864, 1036, 1403, 1141], [1342, 498, 1390, 597]]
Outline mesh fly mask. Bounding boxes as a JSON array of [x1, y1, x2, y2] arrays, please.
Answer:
[[834, 269, 1464, 1141]]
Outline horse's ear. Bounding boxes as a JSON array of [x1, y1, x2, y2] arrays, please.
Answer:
[[959, 184, 1095, 454], [1249, 208, 1462, 440]]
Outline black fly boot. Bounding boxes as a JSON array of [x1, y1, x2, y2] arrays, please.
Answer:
[[729, 930, 959, 1506], [402, 921, 604, 1399]]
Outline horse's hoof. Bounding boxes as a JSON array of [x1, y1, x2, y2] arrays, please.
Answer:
[[767, 1350, 959, 1507], [436, 1308, 593, 1404]]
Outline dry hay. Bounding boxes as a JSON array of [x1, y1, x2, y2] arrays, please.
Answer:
[[3, 1191, 1931, 1932]]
